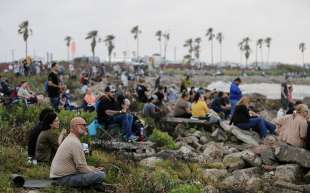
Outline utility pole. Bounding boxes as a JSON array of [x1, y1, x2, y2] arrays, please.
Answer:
[[11, 49, 15, 62], [174, 46, 177, 61]]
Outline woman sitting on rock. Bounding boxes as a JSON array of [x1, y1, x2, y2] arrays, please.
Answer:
[[35, 111, 60, 163], [191, 92, 209, 119], [273, 104, 308, 147], [230, 96, 276, 138]]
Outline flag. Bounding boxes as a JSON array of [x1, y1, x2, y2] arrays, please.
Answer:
[[70, 41, 76, 57]]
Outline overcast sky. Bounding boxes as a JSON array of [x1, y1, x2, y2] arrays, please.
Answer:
[[0, 0, 309, 65]]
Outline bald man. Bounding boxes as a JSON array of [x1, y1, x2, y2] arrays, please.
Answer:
[[50, 117, 105, 189]]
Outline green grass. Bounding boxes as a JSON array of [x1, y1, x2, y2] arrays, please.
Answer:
[[149, 129, 178, 150]]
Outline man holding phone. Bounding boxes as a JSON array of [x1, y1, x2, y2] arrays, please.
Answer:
[[97, 86, 137, 142]]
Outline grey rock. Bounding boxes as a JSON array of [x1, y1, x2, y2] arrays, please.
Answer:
[[304, 170, 310, 183], [178, 145, 193, 155], [221, 167, 261, 188], [241, 150, 262, 167], [232, 167, 261, 182], [275, 164, 301, 183], [204, 185, 220, 193], [245, 177, 262, 192], [211, 128, 227, 142], [139, 157, 163, 168], [274, 144, 310, 168], [223, 152, 245, 170], [199, 136, 208, 145], [202, 169, 228, 183], [203, 142, 224, 163]]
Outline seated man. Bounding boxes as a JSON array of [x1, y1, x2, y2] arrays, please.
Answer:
[[143, 95, 161, 119], [174, 92, 192, 118], [50, 117, 106, 190], [211, 91, 230, 119], [97, 86, 137, 142]]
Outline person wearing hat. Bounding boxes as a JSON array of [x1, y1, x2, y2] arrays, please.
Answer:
[[96, 86, 137, 142], [143, 95, 161, 119], [50, 117, 106, 190], [229, 77, 242, 116], [273, 104, 309, 147]]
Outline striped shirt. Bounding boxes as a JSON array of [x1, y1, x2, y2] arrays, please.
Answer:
[[50, 133, 94, 178]]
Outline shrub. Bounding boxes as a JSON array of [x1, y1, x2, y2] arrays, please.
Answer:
[[149, 129, 178, 149], [168, 184, 203, 193]]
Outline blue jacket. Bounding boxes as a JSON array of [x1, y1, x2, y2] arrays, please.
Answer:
[[229, 82, 242, 101]]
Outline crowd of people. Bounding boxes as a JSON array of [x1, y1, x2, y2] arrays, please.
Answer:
[[2, 61, 310, 191]]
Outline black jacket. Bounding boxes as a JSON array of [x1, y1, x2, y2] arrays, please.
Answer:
[[230, 105, 250, 125]]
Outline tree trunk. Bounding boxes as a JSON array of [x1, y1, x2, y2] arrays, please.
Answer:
[[164, 45, 167, 66], [255, 45, 258, 68], [240, 51, 243, 66], [67, 46, 70, 63], [220, 42, 222, 66], [159, 40, 162, 57], [260, 47, 264, 65], [137, 36, 139, 62], [303, 52, 305, 69], [267, 47, 270, 64], [211, 39, 214, 65], [25, 40, 28, 58], [109, 54, 111, 65]]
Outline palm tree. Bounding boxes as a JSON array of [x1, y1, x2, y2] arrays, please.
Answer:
[[206, 28, 215, 65], [184, 38, 194, 63], [265, 37, 272, 65], [194, 37, 202, 69], [64, 36, 72, 62], [256, 38, 264, 67], [155, 30, 162, 56], [85, 30, 98, 64], [299, 42, 306, 68], [131, 25, 142, 60], [18, 20, 32, 58], [104, 34, 115, 65], [122, 51, 127, 62], [216, 32, 223, 65], [243, 37, 251, 66], [238, 41, 245, 65], [163, 32, 170, 65]]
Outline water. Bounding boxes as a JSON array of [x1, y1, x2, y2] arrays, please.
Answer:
[[207, 81, 310, 99]]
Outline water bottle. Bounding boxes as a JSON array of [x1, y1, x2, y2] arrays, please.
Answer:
[[139, 127, 145, 141]]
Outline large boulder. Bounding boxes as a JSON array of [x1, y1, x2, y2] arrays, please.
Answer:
[[203, 142, 224, 163], [274, 144, 310, 168], [223, 152, 245, 170], [252, 144, 277, 165], [241, 150, 262, 167], [139, 157, 163, 168], [232, 167, 261, 180], [202, 169, 228, 183], [221, 167, 261, 187], [304, 170, 310, 183], [219, 121, 260, 146], [275, 164, 301, 183], [211, 128, 227, 142]]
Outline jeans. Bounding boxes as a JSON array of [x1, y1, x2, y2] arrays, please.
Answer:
[[55, 171, 105, 187], [109, 113, 133, 139], [50, 97, 60, 111], [236, 117, 276, 138], [230, 99, 239, 117]]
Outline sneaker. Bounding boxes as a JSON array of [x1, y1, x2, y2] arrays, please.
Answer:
[[127, 135, 138, 142]]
